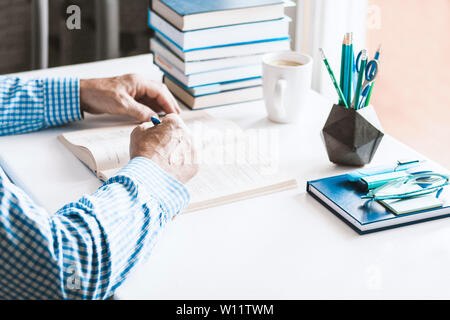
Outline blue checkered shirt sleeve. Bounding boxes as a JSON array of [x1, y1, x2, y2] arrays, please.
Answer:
[[0, 76, 191, 299], [0, 76, 82, 136]]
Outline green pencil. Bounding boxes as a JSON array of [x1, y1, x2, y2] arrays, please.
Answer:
[[319, 48, 350, 109], [364, 82, 375, 108], [346, 33, 353, 107], [339, 36, 346, 105]]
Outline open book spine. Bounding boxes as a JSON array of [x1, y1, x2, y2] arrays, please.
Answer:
[[58, 135, 100, 177]]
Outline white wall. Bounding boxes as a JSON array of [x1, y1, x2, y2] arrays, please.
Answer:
[[296, 0, 368, 100]]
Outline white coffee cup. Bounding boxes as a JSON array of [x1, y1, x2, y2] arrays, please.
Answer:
[[262, 51, 313, 123]]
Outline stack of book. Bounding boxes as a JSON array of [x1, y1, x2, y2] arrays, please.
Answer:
[[148, 0, 291, 109]]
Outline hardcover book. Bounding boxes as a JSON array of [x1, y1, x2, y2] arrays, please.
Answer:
[[151, 35, 290, 61], [151, 37, 265, 75], [307, 173, 450, 234], [148, 9, 290, 51], [164, 76, 262, 109], [151, 0, 285, 31], [155, 53, 262, 87], [164, 74, 262, 97]]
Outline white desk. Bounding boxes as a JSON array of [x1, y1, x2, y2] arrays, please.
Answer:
[[1, 54, 450, 299]]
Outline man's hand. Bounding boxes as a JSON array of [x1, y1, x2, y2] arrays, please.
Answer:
[[130, 114, 198, 184], [80, 74, 181, 122]]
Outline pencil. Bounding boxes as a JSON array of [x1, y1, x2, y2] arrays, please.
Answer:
[[342, 34, 349, 104], [346, 33, 353, 108], [339, 36, 346, 105], [319, 48, 350, 109]]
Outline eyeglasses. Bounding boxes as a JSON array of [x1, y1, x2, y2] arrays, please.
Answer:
[[361, 172, 449, 201]]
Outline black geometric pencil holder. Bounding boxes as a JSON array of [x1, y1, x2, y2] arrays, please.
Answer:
[[321, 104, 384, 166]]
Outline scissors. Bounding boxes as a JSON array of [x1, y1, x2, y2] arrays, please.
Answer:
[[361, 172, 449, 201], [353, 51, 379, 109]]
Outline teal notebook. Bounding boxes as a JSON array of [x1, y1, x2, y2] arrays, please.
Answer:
[[381, 196, 444, 215]]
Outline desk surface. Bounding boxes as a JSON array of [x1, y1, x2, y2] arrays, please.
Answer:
[[1, 54, 450, 299]]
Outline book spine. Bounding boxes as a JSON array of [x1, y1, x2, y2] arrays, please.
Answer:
[[306, 183, 364, 235]]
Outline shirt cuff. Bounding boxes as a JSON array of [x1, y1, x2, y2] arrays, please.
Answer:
[[114, 157, 190, 218], [43, 78, 82, 127]]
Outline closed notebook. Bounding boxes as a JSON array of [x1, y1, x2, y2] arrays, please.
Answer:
[[151, 0, 285, 31], [155, 53, 262, 87], [381, 196, 444, 215], [163, 73, 262, 97], [171, 77, 262, 97], [151, 37, 266, 75], [307, 173, 450, 234], [164, 76, 262, 109], [152, 35, 290, 62], [148, 9, 290, 51]]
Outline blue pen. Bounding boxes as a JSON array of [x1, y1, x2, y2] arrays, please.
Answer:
[[151, 116, 161, 125]]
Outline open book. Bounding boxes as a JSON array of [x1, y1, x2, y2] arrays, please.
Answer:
[[58, 111, 297, 213]]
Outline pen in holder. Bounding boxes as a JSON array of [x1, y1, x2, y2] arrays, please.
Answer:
[[321, 104, 384, 166]]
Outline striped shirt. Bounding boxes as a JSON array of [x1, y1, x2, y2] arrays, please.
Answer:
[[0, 76, 190, 299]]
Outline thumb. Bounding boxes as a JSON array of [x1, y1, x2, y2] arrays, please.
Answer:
[[124, 96, 158, 122]]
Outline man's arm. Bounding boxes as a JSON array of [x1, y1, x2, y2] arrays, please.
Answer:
[[0, 76, 81, 136], [0, 115, 197, 299], [0, 157, 188, 299], [0, 73, 180, 136]]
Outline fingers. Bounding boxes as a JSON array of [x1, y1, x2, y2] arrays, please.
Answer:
[[162, 113, 181, 123], [140, 79, 181, 114], [136, 114, 183, 135], [161, 113, 187, 130], [160, 84, 181, 114], [129, 111, 199, 183], [125, 95, 158, 122]]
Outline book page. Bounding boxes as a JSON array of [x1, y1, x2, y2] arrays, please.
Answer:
[[99, 145, 294, 210], [60, 111, 216, 173], [183, 161, 296, 213], [185, 142, 287, 204], [98, 154, 293, 201], [62, 111, 296, 211], [61, 124, 136, 172]]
